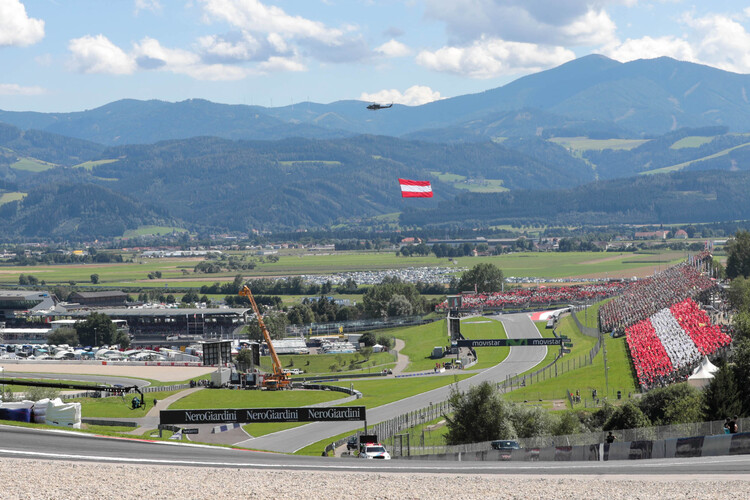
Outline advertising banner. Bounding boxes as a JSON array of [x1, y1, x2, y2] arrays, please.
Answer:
[[160, 406, 366, 425]]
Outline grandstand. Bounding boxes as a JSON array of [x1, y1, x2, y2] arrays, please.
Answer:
[[627, 298, 730, 390], [599, 254, 718, 336], [434, 282, 627, 312]]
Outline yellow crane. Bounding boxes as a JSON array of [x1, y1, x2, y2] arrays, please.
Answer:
[[239, 285, 291, 389]]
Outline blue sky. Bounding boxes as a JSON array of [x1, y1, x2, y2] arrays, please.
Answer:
[[2, 0, 750, 112]]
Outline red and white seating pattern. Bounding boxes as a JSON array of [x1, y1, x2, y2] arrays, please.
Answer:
[[626, 298, 729, 389]]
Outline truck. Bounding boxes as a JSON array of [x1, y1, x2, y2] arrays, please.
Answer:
[[431, 346, 444, 359], [210, 367, 231, 388], [239, 285, 291, 390]]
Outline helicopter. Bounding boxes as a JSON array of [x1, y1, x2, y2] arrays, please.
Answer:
[[367, 102, 393, 110]]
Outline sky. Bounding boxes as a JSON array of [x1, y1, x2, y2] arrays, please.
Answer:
[[2, 0, 750, 112]]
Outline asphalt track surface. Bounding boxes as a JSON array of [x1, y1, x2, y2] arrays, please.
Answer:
[[237, 312, 547, 452], [3, 425, 750, 475], [3, 313, 750, 477], [1, 372, 151, 388]]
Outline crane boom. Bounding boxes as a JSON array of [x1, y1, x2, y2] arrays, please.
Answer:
[[239, 285, 290, 389]]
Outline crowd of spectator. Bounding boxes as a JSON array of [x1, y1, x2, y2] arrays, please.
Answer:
[[626, 298, 730, 390], [599, 262, 717, 335], [435, 282, 627, 311], [670, 299, 731, 355]]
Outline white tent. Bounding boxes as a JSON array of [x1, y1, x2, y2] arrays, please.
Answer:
[[688, 356, 719, 389]]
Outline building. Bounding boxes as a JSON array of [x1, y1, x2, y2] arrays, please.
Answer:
[[68, 291, 129, 308], [46, 307, 250, 347], [0, 290, 56, 326], [634, 230, 669, 240]]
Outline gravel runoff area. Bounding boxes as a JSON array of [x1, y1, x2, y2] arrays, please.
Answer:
[[1, 459, 750, 499], [0, 362, 216, 382]]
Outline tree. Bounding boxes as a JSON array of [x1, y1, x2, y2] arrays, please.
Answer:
[[553, 411, 583, 436], [444, 382, 515, 445], [638, 383, 704, 425], [360, 346, 373, 361], [235, 348, 255, 371], [75, 312, 117, 346], [287, 304, 314, 325], [726, 230, 750, 279], [602, 401, 650, 431], [386, 294, 413, 317], [359, 332, 376, 347], [114, 330, 131, 349], [457, 263, 504, 293], [376, 334, 394, 350], [703, 360, 742, 421], [732, 338, 750, 414], [728, 276, 750, 311], [247, 310, 288, 341], [90, 274, 99, 284], [47, 327, 79, 346], [362, 279, 424, 319], [166, 294, 176, 304]]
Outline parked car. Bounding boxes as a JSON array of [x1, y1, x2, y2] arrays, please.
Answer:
[[346, 436, 358, 451], [491, 440, 521, 460], [358, 443, 391, 460]]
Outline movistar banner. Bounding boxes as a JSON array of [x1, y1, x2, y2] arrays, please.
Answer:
[[456, 338, 563, 347], [160, 406, 366, 425]]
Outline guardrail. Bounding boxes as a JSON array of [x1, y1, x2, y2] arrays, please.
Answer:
[[396, 430, 750, 462]]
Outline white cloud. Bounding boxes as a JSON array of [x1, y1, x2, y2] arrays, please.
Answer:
[[423, 0, 616, 46], [417, 37, 576, 79], [68, 34, 136, 75], [199, 0, 369, 63], [681, 12, 750, 73], [257, 56, 306, 73], [360, 85, 444, 106], [0, 83, 45, 95], [197, 32, 264, 62], [133, 37, 248, 80], [601, 11, 750, 74], [200, 0, 346, 43], [375, 39, 410, 58], [134, 0, 162, 15], [0, 0, 44, 47], [602, 36, 695, 64]]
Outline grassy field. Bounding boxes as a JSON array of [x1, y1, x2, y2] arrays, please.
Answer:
[[73, 389, 184, 418], [392, 320, 451, 372], [502, 307, 637, 406], [122, 225, 188, 238], [460, 317, 508, 370], [548, 137, 649, 151], [0, 192, 26, 206], [259, 351, 396, 376], [169, 388, 344, 410], [0, 249, 687, 288], [10, 157, 56, 172], [642, 141, 750, 175], [431, 171, 508, 193], [73, 159, 119, 170], [670, 136, 715, 149]]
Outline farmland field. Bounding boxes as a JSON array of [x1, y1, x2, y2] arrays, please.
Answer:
[[0, 192, 26, 206], [0, 250, 687, 288]]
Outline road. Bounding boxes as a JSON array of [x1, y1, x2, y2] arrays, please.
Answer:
[[2, 424, 750, 476], [236, 312, 547, 453]]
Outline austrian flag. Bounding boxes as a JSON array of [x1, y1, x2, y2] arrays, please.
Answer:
[[398, 178, 433, 198]]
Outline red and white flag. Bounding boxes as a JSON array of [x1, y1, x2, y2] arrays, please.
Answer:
[[398, 178, 433, 198]]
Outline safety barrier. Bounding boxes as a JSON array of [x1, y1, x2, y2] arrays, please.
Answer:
[[397, 432, 750, 462], [212, 423, 241, 433]]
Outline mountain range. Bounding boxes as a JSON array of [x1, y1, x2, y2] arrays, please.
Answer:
[[2, 54, 750, 240]]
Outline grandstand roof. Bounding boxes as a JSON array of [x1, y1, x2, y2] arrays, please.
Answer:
[[51, 308, 250, 318]]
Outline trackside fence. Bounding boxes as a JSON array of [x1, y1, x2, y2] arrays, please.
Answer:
[[403, 417, 749, 456]]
